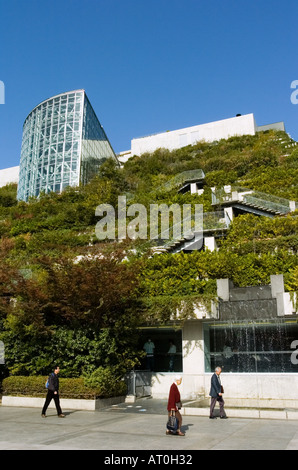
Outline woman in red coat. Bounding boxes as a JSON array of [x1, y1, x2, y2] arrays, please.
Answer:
[[167, 375, 185, 436]]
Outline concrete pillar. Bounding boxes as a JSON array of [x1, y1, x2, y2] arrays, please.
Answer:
[[290, 201, 296, 212], [204, 236, 218, 252], [217, 278, 230, 301], [271, 274, 286, 317], [182, 321, 204, 375], [190, 182, 197, 194], [270, 274, 284, 298], [224, 206, 233, 225]]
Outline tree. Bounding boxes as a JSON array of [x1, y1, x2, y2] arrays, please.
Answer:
[[0, 243, 144, 376]]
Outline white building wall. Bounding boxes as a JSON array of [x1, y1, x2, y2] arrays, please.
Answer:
[[182, 320, 205, 375], [0, 166, 19, 187], [131, 114, 257, 156], [149, 342, 298, 409], [148, 306, 298, 408]]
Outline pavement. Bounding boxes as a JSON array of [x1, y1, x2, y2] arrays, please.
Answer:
[[1, 398, 298, 451]]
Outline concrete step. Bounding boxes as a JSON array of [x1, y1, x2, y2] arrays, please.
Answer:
[[183, 405, 298, 420], [182, 398, 298, 420]]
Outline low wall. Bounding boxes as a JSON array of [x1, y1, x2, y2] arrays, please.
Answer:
[[146, 372, 298, 409], [1, 395, 125, 411]]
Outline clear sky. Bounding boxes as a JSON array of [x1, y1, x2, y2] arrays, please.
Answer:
[[0, 0, 297, 169]]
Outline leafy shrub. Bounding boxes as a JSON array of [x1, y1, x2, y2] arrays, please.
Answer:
[[2, 376, 96, 398], [2, 371, 127, 399], [83, 367, 127, 398], [0, 183, 17, 207]]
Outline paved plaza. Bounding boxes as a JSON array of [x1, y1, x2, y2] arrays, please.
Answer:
[[1, 398, 298, 451]]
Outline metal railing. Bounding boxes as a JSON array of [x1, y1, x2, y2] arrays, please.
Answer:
[[212, 186, 296, 214], [153, 211, 229, 252], [158, 169, 205, 193]]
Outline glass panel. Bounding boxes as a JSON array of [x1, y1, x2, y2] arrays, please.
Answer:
[[17, 90, 115, 201], [204, 321, 298, 373], [136, 328, 183, 373]]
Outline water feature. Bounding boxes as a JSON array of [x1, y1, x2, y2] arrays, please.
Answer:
[[203, 319, 298, 374]]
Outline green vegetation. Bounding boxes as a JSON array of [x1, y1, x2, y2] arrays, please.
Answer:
[[0, 129, 297, 385], [2, 371, 127, 399]]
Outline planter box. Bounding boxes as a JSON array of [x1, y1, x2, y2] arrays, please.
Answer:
[[1, 395, 125, 411]]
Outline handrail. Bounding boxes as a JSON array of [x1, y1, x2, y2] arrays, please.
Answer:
[[154, 211, 228, 250], [211, 186, 296, 213], [157, 169, 205, 193]]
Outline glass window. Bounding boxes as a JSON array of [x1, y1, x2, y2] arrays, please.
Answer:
[[136, 328, 182, 373], [65, 142, 72, 152], [17, 90, 117, 201], [204, 321, 298, 373]]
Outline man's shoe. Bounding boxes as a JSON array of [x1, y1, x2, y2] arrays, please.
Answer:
[[220, 416, 228, 419], [209, 416, 217, 419], [58, 414, 65, 418], [41, 414, 46, 418]]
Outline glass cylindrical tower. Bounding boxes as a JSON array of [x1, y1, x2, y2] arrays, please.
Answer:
[[17, 90, 117, 201]]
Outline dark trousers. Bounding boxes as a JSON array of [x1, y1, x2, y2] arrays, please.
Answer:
[[210, 395, 225, 417], [42, 390, 62, 415], [146, 355, 154, 371]]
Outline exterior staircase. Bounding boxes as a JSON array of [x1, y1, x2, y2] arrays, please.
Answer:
[[157, 169, 205, 194], [151, 164, 297, 255], [151, 210, 229, 255], [211, 186, 296, 217]]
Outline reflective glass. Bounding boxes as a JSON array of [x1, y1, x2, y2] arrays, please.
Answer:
[[17, 90, 117, 201], [204, 321, 298, 373]]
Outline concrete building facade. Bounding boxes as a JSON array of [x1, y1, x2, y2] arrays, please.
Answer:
[[133, 275, 298, 411], [0, 166, 19, 188], [118, 113, 285, 161]]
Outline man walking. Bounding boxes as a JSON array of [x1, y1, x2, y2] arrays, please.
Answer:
[[42, 366, 65, 418], [209, 366, 227, 419]]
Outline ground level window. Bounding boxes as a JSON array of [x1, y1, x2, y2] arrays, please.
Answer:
[[137, 328, 182, 373], [204, 320, 298, 373]]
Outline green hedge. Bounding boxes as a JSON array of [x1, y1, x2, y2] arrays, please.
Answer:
[[2, 374, 127, 400]]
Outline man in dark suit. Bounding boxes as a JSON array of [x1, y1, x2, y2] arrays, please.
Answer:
[[209, 366, 227, 419], [41, 366, 65, 418]]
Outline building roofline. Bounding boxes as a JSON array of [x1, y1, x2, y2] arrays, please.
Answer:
[[131, 113, 255, 141], [24, 89, 86, 123]]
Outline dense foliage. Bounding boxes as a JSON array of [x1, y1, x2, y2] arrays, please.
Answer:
[[2, 370, 127, 398], [0, 129, 297, 380]]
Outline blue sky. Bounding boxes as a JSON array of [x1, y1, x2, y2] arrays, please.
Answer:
[[0, 0, 297, 169]]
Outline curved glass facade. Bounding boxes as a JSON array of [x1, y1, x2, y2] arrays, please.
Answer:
[[17, 90, 117, 201]]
